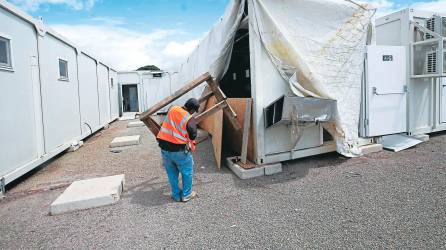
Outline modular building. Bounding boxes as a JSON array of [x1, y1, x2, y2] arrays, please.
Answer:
[[161, 0, 445, 167], [374, 9, 446, 136], [0, 1, 119, 191], [118, 71, 171, 115]]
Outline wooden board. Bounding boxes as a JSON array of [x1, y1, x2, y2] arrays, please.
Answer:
[[223, 98, 255, 162], [199, 96, 223, 169]]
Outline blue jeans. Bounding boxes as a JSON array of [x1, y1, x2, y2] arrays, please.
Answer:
[[161, 150, 194, 201]]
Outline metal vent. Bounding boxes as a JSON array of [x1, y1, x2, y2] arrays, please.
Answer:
[[426, 51, 437, 74], [443, 17, 446, 36], [264, 96, 337, 128], [426, 17, 435, 39]]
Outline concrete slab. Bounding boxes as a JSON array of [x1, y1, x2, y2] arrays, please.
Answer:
[[264, 163, 283, 176], [412, 134, 430, 142], [50, 175, 125, 215], [360, 144, 383, 155], [119, 112, 137, 121], [110, 135, 141, 148], [127, 121, 145, 128], [226, 157, 264, 180]]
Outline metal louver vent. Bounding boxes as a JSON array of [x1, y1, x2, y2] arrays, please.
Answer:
[[426, 18, 435, 39], [443, 17, 446, 36], [426, 51, 437, 74]]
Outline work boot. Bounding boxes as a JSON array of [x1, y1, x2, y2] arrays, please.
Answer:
[[182, 191, 197, 202]]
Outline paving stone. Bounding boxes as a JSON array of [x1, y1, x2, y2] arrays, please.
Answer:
[[127, 121, 145, 128], [119, 113, 137, 121], [110, 135, 141, 148], [50, 175, 125, 215]]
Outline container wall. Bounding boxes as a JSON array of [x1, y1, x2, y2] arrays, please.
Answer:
[[109, 70, 120, 120], [248, 10, 323, 164], [97, 63, 111, 126], [78, 53, 100, 137], [0, 7, 40, 176], [39, 34, 81, 152]]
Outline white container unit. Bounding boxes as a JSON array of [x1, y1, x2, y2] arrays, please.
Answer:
[[0, 1, 119, 191], [375, 9, 446, 136], [118, 71, 171, 115], [78, 53, 102, 137]]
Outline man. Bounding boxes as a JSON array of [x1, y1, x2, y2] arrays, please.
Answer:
[[157, 98, 200, 202]]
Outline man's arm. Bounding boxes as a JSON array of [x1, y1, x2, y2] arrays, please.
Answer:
[[186, 118, 197, 140]]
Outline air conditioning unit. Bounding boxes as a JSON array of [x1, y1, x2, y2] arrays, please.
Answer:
[[425, 16, 446, 39], [425, 51, 446, 74], [426, 51, 437, 73]]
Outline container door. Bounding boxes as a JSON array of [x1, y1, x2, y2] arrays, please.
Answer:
[[129, 86, 139, 112], [365, 46, 407, 137]]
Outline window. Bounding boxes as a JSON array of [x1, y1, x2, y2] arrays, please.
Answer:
[[59, 59, 68, 80], [0, 37, 12, 69], [153, 73, 162, 78], [110, 78, 114, 88]]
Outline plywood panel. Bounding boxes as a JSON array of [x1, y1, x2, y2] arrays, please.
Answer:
[[199, 96, 223, 169], [224, 98, 255, 162]]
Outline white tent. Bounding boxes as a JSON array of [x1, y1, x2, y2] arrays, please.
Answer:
[[167, 0, 374, 165]]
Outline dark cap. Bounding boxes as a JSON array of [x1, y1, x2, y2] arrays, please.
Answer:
[[185, 98, 200, 112]]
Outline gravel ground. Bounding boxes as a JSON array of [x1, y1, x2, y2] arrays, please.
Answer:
[[0, 120, 445, 249]]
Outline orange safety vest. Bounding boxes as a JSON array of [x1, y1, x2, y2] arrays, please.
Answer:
[[157, 106, 195, 149]]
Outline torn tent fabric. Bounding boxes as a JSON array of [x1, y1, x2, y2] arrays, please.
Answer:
[[169, 0, 374, 157]]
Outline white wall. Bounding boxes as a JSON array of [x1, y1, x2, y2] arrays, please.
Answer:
[[109, 70, 119, 120], [39, 34, 81, 152], [78, 53, 101, 136], [97, 63, 111, 126], [0, 7, 40, 177], [0, 2, 119, 185], [248, 2, 323, 164]]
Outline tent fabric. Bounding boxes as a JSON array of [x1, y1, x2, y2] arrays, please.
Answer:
[[169, 0, 374, 157], [249, 0, 375, 156], [169, 0, 246, 106]]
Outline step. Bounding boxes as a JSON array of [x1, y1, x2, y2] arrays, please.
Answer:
[[110, 135, 141, 148], [225, 157, 282, 179], [50, 175, 125, 215], [127, 121, 145, 128]]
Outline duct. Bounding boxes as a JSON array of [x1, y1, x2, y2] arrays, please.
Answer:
[[264, 96, 337, 128]]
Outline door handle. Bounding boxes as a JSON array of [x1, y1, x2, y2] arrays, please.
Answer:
[[372, 86, 407, 95]]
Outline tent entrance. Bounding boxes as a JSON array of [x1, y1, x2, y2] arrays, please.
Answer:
[[220, 27, 251, 98], [122, 84, 139, 112]]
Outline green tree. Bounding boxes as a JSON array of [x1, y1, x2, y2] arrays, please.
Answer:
[[137, 65, 161, 71]]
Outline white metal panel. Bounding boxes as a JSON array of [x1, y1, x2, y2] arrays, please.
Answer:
[[109, 70, 119, 120], [249, 5, 323, 163], [365, 46, 407, 137], [0, 7, 40, 177], [441, 78, 446, 123], [97, 64, 111, 126], [409, 78, 433, 133], [118, 72, 140, 84], [39, 34, 81, 152], [78, 53, 100, 136]]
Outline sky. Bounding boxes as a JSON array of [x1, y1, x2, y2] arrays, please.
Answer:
[[6, 0, 446, 71]]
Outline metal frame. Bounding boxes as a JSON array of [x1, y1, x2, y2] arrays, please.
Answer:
[[410, 21, 446, 79]]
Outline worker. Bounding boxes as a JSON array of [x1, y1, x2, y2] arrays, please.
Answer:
[[157, 98, 200, 202]]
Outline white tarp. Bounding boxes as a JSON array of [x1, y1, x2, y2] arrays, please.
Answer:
[[250, 0, 375, 156], [169, 0, 246, 106], [169, 0, 374, 157]]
